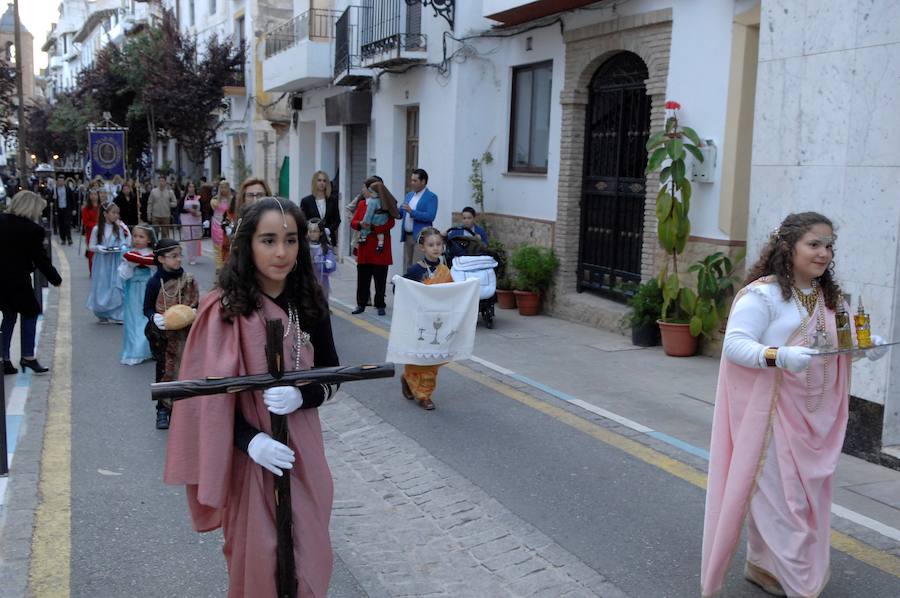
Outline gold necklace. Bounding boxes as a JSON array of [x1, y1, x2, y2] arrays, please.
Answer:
[[790, 289, 829, 412], [792, 285, 819, 316]]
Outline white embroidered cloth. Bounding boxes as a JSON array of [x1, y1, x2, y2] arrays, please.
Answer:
[[386, 276, 480, 365]]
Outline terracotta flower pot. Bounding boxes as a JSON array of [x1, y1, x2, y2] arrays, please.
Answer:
[[514, 290, 541, 316], [657, 320, 698, 357], [496, 288, 517, 309]]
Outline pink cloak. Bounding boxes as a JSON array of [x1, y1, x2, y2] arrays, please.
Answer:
[[701, 279, 851, 597], [164, 290, 334, 598]]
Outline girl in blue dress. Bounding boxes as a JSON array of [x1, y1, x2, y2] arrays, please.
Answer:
[[86, 202, 131, 322], [119, 224, 156, 364]]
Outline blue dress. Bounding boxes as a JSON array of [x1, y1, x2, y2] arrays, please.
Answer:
[[86, 224, 129, 321], [120, 265, 153, 364]]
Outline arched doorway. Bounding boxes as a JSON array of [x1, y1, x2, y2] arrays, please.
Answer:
[[577, 51, 651, 298]]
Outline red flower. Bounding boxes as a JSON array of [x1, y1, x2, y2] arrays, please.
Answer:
[[665, 100, 681, 110]]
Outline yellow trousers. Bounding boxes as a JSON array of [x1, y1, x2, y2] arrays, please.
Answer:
[[403, 364, 444, 402]]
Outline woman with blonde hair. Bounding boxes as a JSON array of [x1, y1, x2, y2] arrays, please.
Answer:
[[301, 170, 340, 247], [1, 191, 62, 374], [210, 179, 234, 269]]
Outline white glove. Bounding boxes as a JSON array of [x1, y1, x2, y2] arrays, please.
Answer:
[[247, 433, 294, 476], [203, 220, 210, 229], [324, 259, 335, 270], [867, 335, 889, 361], [263, 386, 303, 415], [776, 346, 816, 372], [153, 313, 166, 330], [95, 245, 107, 253]]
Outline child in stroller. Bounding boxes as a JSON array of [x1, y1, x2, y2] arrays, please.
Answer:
[[445, 225, 498, 328]]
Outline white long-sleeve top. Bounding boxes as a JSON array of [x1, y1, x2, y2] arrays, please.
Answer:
[[723, 282, 813, 368]]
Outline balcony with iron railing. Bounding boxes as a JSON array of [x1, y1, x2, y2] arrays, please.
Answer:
[[263, 8, 341, 93], [359, 0, 427, 69], [333, 5, 373, 87]]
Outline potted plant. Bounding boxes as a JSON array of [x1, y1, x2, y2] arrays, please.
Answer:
[[622, 279, 663, 347], [645, 100, 704, 356], [683, 250, 744, 338], [487, 238, 516, 309], [510, 244, 559, 316]]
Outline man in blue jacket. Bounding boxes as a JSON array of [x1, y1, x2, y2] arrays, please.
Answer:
[[400, 168, 438, 271]]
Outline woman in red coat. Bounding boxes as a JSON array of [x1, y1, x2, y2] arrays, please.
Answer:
[[81, 189, 100, 275], [350, 176, 399, 315]]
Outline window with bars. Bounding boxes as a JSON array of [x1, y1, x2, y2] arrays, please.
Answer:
[[509, 61, 553, 173]]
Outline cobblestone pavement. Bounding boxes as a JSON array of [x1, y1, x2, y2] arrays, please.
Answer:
[[321, 394, 631, 598]]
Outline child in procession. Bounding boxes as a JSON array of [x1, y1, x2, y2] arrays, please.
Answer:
[[401, 227, 453, 410], [86, 202, 131, 323], [307, 218, 337, 300], [164, 197, 339, 597], [81, 190, 100, 275], [118, 224, 156, 365], [144, 239, 199, 430]]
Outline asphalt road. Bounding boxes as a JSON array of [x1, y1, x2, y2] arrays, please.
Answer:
[[59, 242, 900, 597]]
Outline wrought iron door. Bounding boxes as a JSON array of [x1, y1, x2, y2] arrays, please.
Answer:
[[578, 52, 651, 298]]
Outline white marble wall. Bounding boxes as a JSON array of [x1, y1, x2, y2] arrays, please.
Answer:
[[749, 0, 900, 431]]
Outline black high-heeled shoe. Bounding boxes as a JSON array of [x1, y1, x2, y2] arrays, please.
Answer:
[[3, 360, 17, 375], [20, 358, 49, 374]]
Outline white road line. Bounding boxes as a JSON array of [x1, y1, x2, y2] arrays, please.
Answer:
[[831, 504, 900, 543], [7, 387, 28, 416], [567, 398, 654, 434]]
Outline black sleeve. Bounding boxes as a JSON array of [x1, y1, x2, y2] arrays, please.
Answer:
[[30, 226, 62, 286], [404, 263, 425, 282], [143, 274, 161, 320], [233, 406, 260, 454], [298, 314, 341, 409]]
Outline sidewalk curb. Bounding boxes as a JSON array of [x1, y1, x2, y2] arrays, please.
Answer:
[[0, 278, 60, 598]]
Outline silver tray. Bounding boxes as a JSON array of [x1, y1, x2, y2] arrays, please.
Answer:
[[809, 340, 900, 356]]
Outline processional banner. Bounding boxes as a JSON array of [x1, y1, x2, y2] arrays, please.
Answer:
[[386, 276, 480, 365], [88, 129, 126, 179]]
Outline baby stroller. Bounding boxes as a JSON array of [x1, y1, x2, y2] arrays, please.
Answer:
[[445, 226, 498, 328]]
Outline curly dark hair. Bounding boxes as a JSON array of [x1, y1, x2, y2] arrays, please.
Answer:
[[217, 197, 328, 327], [744, 212, 841, 309]]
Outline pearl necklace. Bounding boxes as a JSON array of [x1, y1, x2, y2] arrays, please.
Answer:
[[282, 303, 310, 371], [790, 287, 829, 412]]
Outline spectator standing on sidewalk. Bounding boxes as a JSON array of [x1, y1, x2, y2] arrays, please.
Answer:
[[164, 198, 338, 597], [1, 191, 63, 375], [700, 212, 889, 598], [350, 177, 397, 316], [114, 180, 140, 226], [52, 174, 74, 245], [399, 168, 438, 271], [148, 175, 177, 239], [300, 170, 341, 248]]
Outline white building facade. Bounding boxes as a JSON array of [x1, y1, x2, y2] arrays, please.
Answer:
[[44, 0, 156, 101], [162, 0, 293, 188], [262, 0, 895, 458]]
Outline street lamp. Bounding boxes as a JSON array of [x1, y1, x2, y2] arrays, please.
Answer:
[[52, 154, 59, 161]]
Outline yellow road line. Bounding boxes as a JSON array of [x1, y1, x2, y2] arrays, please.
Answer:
[[29, 243, 72, 597], [332, 304, 900, 578]]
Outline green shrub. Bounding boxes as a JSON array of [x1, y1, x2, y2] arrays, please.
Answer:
[[511, 245, 559, 293], [623, 279, 663, 328]]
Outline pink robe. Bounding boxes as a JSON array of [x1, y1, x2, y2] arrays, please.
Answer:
[[701, 279, 851, 597], [165, 290, 334, 598]]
